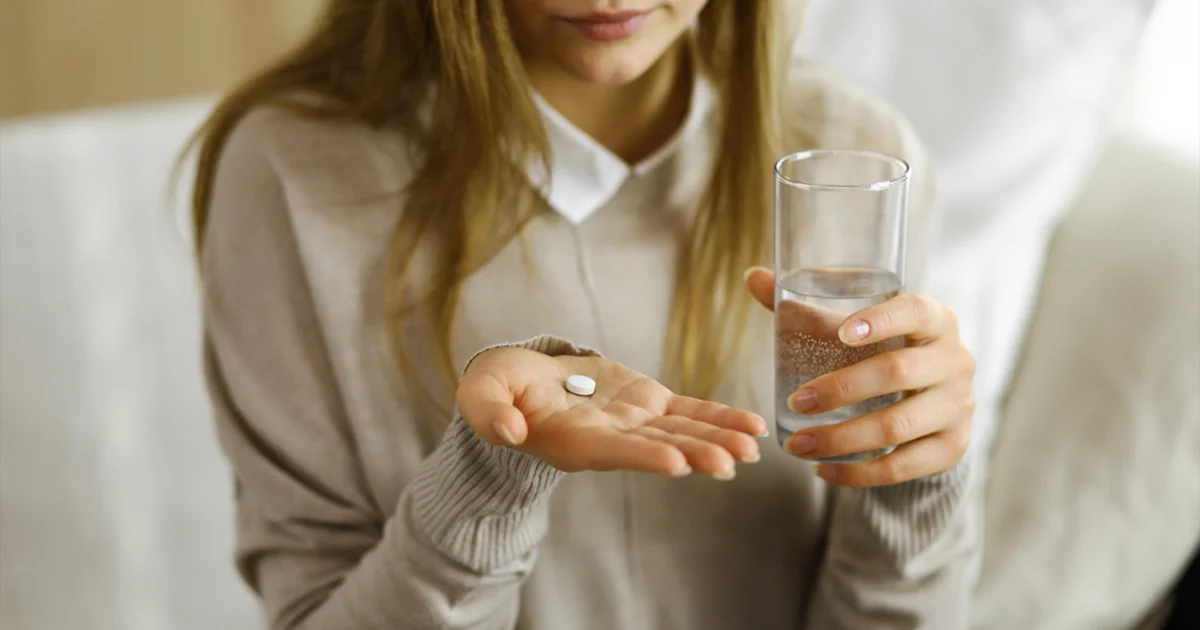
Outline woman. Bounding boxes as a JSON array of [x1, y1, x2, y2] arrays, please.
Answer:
[[191, 1, 977, 628]]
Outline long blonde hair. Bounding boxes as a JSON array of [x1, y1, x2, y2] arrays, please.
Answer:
[[189, 0, 787, 410]]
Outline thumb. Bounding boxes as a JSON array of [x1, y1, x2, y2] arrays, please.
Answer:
[[744, 266, 776, 311], [456, 370, 529, 447]]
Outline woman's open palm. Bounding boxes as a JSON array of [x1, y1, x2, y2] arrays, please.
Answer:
[[457, 347, 766, 479]]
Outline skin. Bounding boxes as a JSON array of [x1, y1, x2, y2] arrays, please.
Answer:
[[503, 0, 707, 162], [459, 1, 976, 486]]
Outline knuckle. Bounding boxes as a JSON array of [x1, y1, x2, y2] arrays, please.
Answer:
[[907, 293, 938, 323], [871, 305, 901, 336], [957, 348, 977, 378], [885, 352, 915, 384], [949, 429, 972, 459], [879, 409, 914, 445], [830, 375, 857, 403], [942, 303, 960, 331], [963, 393, 978, 416]]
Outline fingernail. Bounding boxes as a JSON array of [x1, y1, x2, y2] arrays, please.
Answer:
[[743, 266, 768, 282], [756, 427, 771, 438], [789, 433, 817, 456], [712, 468, 737, 481], [671, 466, 694, 478], [840, 319, 870, 343], [494, 422, 519, 446], [788, 388, 818, 413], [742, 451, 762, 464]]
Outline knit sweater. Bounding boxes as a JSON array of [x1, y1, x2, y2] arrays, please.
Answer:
[[200, 60, 974, 630]]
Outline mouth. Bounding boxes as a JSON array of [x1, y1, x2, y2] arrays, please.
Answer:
[[561, 10, 653, 42]]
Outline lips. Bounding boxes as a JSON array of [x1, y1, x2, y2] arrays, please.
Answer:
[[563, 10, 652, 42]]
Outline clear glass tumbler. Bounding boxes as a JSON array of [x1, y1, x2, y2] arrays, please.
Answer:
[[774, 150, 911, 463]]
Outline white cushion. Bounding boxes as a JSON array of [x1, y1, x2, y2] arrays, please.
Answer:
[[972, 134, 1200, 629]]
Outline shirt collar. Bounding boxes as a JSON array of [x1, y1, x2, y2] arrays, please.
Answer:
[[526, 67, 716, 225]]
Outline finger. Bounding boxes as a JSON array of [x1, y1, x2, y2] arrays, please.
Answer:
[[665, 395, 768, 437], [786, 387, 965, 459], [456, 371, 529, 447], [646, 415, 762, 463], [787, 344, 961, 414], [814, 428, 970, 487], [839, 293, 953, 346], [633, 423, 738, 479], [563, 426, 692, 476], [744, 266, 776, 310]]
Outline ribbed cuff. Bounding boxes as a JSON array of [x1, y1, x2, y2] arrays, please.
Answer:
[[409, 418, 565, 573], [409, 335, 600, 573], [462, 334, 602, 374], [832, 455, 974, 570]]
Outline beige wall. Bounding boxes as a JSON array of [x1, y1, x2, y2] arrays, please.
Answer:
[[0, 0, 323, 119]]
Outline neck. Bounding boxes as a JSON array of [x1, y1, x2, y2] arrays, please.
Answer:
[[526, 42, 693, 164]]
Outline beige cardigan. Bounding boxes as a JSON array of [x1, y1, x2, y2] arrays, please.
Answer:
[[200, 61, 973, 629]]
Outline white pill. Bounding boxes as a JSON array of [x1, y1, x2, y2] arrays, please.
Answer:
[[565, 374, 596, 397]]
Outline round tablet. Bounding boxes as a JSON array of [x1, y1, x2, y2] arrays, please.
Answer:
[[565, 374, 596, 397]]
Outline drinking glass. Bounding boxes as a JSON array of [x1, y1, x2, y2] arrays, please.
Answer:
[[774, 150, 910, 462]]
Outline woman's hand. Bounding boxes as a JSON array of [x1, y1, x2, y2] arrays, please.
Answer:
[[746, 267, 975, 487], [457, 347, 768, 479]]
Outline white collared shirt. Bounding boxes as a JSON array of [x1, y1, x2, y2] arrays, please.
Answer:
[[526, 71, 717, 225]]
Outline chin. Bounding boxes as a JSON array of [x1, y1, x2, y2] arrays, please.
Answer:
[[559, 45, 667, 85], [564, 60, 656, 85]]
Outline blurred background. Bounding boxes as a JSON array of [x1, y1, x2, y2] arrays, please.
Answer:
[[2, 0, 1197, 156], [1, 1, 1197, 629], [0, 1, 321, 119]]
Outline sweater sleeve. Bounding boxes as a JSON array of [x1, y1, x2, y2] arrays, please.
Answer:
[[805, 461, 977, 629], [200, 109, 592, 629]]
